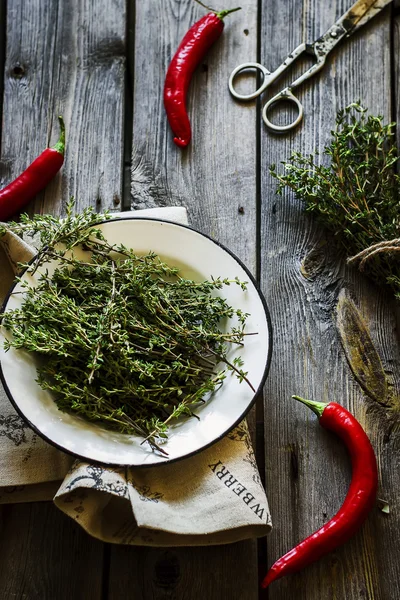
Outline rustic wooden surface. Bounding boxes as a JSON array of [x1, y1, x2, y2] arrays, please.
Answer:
[[0, 0, 399, 598]]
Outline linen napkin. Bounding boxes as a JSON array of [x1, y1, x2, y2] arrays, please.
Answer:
[[0, 207, 272, 546]]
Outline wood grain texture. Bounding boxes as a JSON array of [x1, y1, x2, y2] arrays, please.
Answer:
[[0, 1, 399, 598], [0, 0, 5, 146], [0, 0, 125, 217], [122, 0, 260, 598], [108, 542, 259, 600], [0, 0, 126, 597], [395, 10, 400, 135], [0, 502, 104, 599], [260, 1, 400, 599], [130, 0, 258, 269]]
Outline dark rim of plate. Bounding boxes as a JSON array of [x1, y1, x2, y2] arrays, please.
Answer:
[[0, 216, 273, 468]]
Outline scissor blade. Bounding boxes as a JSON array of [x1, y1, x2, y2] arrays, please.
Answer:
[[313, 0, 387, 57], [336, 0, 381, 34], [351, 0, 392, 31]]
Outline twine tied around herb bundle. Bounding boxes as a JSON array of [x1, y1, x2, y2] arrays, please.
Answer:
[[348, 239, 400, 271]]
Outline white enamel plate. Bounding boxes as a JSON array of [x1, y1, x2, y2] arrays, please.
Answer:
[[0, 218, 272, 466]]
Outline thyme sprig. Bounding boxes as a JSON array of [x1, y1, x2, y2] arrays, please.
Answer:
[[270, 103, 400, 297], [1, 206, 253, 453], [0, 200, 112, 273]]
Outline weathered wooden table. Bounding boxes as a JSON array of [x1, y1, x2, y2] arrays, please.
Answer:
[[0, 0, 399, 598]]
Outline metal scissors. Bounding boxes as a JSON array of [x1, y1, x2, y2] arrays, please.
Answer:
[[228, 0, 391, 133]]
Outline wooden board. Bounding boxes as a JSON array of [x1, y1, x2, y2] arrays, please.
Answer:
[[0, 0, 126, 597], [108, 542, 260, 600], [1, 0, 400, 598], [0, 0, 126, 216], [0, 0, 5, 144], [110, 0, 261, 598], [260, 1, 399, 599], [0, 502, 104, 599], [130, 0, 258, 267]]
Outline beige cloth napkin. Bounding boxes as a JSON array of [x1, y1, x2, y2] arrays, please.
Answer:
[[0, 208, 272, 546]]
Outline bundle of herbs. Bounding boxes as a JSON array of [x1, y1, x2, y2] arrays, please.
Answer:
[[0, 204, 252, 453], [270, 103, 400, 297]]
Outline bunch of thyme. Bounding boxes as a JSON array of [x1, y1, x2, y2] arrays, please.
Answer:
[[270, 103, 400, 297], [0, 203, 253, 453]]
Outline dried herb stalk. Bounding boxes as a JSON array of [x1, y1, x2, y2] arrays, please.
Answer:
[[0, 204, 252, 453]]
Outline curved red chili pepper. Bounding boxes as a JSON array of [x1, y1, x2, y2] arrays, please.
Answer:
[[164, 5, 241, 148], [262, 396, 378, 589], [0, 116, 65, 222]]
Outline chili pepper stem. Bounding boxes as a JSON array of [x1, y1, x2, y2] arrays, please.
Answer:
[[216, 7, 242, 19], [52, 116, 66, 155], [292, 395, 327, 419], [194, 0, 241, 20]]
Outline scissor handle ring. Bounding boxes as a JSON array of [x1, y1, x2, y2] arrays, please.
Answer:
[[262, 88, 304, 133], [228, 62, 271, 101]]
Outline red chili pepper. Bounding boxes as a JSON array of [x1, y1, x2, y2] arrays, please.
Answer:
[[164, 1, 241, 148], [262, 396, 378, 589], [0, 116, 65, 222]]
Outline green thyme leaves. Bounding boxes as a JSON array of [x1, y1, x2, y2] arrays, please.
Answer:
[[1, 206, 253, 453], [270, 103, 400, 297]]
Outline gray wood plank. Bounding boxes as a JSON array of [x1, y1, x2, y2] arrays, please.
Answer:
[[260, 1, 398, 599], [0, 0, 6, 146], [396, 11, 400, 131], [108, 543, 259, 600], [108, 1, 260, 598], [130, 0, 258, 270], [0, 0, 125, 217], [0, 502, 104, 599], [0, 0, 126, 597]]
